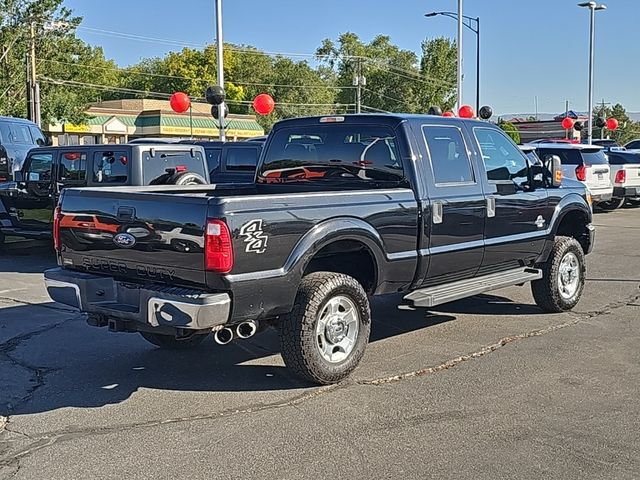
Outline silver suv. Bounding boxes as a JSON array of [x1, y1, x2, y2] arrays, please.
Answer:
[[532, 143, 613, 205]]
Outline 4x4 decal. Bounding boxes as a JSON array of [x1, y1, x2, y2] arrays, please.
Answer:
[[239, 219, 268, 254]]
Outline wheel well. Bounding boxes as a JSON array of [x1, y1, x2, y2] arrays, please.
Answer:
[[303, 240, 377, 293], [556, 210, 590, 253]]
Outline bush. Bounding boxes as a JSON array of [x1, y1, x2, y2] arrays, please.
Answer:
[[499, 121, 521, 144]]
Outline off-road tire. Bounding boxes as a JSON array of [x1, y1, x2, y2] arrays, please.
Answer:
[[139, 332, 207, 349], [626, 199, 640, 207], [531, 236, 586, 313], [280, 272, 371, 385], [598, 197, 625, 211]]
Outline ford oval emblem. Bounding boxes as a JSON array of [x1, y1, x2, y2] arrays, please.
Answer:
[[113, 232, 136, 248]]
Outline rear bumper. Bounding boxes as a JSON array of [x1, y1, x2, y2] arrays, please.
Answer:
[[613, 186, 640, 198], [44, 267, 231, 331], [590, 191, 613, 203]]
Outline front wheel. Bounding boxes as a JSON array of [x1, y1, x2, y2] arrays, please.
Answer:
[[598, 197, 625, 211], [626, 198, 640, 207], [531, 236, 586, 313], [280, 272, 371, 385], [139, 331, 207, 349]]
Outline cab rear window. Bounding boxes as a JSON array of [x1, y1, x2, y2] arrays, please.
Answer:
[[537, 148, 608, 166], [258, 125, 403, 184]]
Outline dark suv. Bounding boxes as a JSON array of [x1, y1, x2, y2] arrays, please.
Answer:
[[0, 144, 208, 245]]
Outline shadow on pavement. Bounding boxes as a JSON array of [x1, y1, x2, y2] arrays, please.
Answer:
[[0, 293, 456, 416], [0, 240, 56, 274], [426, 293, 546, 316]]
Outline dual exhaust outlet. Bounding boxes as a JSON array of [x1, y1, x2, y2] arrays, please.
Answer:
[[213, 320, 257, 345]]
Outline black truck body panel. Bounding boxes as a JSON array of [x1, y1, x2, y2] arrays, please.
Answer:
[[48, 114, 594, 328]]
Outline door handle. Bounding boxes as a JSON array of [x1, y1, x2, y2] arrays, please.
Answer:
[[432, 201, 443, 224], [486, 196, 496, 218]]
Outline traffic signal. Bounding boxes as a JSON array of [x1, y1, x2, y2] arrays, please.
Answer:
[[205, 85, 225, 106], [211, 103, 229, 120]]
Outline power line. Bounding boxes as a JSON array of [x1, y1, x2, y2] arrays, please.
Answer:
[[362, 87, 405, 107], [39, 58, 354, 91]]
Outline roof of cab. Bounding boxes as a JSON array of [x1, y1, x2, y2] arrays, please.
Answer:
[[0, 115, 38, 125], [273, 113, 493, 129], [526, 142, 604, 150]]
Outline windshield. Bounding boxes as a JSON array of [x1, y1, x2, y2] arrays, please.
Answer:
[[258, 124, 404, 184]]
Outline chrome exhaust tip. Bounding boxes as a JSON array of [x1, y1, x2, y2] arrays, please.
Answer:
[[236, 321, 258, 339], [213, 327, 234, 345]]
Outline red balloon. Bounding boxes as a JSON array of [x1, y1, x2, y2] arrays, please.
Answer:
[[169, 92, 191, 113], [561, 117, 575, 130], [442, 111, 455, 117], [606, 118, 619, 131], [253, 94, 275, 116], [458, 105, 474, 118]]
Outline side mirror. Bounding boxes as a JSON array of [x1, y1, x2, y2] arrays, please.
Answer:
[[36, 138, 45, 147], [549, 155, 562, 187], [14, 171, 23, 182], [46, 136, 53, 146]]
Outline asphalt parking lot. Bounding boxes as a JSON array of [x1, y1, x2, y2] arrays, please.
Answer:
[[0, 207, 639, 480]]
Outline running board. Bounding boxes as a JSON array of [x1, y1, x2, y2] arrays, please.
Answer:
[[404, 267, 542, 308]]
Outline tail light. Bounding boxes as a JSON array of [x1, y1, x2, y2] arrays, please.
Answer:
[[615, 170, 626, 184], [205, 219, 233, 273], [575, 165, 587, 182], [175, 165, 187, 173], [53, 206, 62, 251]]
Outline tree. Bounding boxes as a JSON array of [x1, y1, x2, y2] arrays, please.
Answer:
[[499, 120, 521, 144], [593, 103, 638, 145], [0, 0, 120, 123], [418, 38, 457, 112]]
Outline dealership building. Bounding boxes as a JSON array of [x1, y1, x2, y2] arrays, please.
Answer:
[[45, 99, 264, 146]]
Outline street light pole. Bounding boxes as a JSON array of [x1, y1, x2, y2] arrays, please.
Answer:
[[215, 0, 226, 141], [425, 11, 480, 113], [457, 0, 463, 110], [578, 1, 606, 145]]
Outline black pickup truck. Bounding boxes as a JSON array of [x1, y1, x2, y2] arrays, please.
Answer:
[[45, 114, 595, 384]]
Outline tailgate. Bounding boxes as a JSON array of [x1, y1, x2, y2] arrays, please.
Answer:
[[586, 164, 611, 190], [58, 188, 211, 287], [623, 165, 640, 188]]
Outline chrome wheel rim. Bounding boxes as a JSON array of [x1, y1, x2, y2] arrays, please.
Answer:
[[558, 252, 580, 300], [315, 295, 359, 363]]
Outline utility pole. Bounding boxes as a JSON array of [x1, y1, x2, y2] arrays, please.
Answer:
[[215, 0, 226, 141], [456, 0, 463, 110], [28, 22, 41, 127], [353, 59, 366, 114]]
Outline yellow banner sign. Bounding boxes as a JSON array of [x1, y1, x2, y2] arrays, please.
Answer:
[[160, 126, 263, 138], [64, 123, 90, 133]]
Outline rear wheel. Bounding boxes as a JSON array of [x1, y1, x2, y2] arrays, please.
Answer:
[[626, 198, 640, 207], [598, 197, 625, 211], [280, 272, 371, 385], [139, 332, 207, 349], [532, 236, 585, 313]]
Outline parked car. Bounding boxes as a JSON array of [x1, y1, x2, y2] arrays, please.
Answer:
[[45, 114, 594, 385], [605, 150, 640, 208], [0, 116, 49, 182], [0, 143, 208, 245], [624, 139, 640, 150], [592, 139, 621, 150], [532, 142, 613, 207], [179, 140, 261, 183]]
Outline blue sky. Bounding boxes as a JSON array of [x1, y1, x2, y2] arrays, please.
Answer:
[[65, 0, 638, 115]]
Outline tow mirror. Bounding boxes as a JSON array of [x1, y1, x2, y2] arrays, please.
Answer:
[[547, 155, 562, 187]]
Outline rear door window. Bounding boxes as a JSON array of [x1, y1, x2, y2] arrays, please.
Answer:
[[10, 124, 33, 144], [93, 151, 129, 184], [422, 125, 474, 184], [224, 147, 259, 171], [0, 121, 12, 144], [59, 151, 87, 182], [142, 150, 206, 185]]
